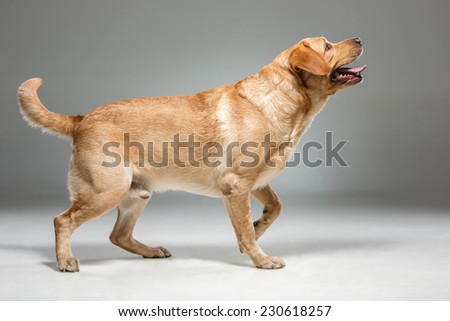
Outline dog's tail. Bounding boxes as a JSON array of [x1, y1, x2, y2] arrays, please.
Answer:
[[18, 78, 84, 140]]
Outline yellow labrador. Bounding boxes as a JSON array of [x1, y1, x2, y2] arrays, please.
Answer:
[[18, 36, 365, 271]]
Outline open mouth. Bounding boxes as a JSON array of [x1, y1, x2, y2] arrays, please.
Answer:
[[331, 64, 367, 85]]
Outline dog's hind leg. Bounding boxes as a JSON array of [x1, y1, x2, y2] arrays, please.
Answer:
[[54, 190, 126, 272], [110, 190, 171, 258], [251, 184, 282, 240], [54, 149, 133, 272]]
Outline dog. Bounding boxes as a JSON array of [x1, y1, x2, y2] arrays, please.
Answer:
[[18, 36, 365, 272]]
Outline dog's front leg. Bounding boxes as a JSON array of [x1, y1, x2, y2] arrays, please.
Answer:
[[252, 184, 282, 240], [220, 174, 285, 269]]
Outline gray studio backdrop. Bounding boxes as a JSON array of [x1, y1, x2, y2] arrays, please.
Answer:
[[1, 0, 449, 201]]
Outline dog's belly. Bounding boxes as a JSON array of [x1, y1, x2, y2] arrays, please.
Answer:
[[149, 174, 223, 198], [144, 164, 286, 198]]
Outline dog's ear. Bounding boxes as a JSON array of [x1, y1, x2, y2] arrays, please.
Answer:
[[289, 41, 330, 76]]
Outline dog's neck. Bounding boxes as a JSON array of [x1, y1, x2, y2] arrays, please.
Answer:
[[235, 62, 329, 146]]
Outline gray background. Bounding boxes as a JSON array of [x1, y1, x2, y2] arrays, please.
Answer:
[[1, 0, 450, 301], [0, 0, 449, 199]]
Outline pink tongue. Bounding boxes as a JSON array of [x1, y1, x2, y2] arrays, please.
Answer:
[[338, 64, 367, 74]]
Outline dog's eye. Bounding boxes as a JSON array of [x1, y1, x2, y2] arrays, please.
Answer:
[[325, 43, 332, 51]]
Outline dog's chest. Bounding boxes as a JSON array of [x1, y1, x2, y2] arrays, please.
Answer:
[[252, 103, 325, 189], [252, 137, 297, 189]]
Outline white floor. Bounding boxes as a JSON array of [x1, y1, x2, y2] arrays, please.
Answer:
[[0, 192, 449, 300]]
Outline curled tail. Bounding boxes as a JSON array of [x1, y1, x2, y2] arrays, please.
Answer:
[[18, 78, 84, 139]]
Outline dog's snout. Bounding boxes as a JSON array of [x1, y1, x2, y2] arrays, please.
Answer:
[[353, 37, 362, 45]]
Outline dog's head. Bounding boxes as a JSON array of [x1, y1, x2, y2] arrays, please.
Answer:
[[286, 37, 366, 95]]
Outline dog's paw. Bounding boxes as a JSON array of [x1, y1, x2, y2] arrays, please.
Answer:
[[255, 256, 285, 269], [142, 246, 172, 259], [57, 257, 80, 272]]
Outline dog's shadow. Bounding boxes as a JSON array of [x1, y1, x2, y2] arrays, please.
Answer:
[[0, 237, 391, 271]]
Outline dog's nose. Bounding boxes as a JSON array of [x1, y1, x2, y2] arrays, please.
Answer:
[[353, 37, 362, 45]]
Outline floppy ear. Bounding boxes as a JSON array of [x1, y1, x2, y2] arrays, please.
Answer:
[[289, 41, 330, 76]]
